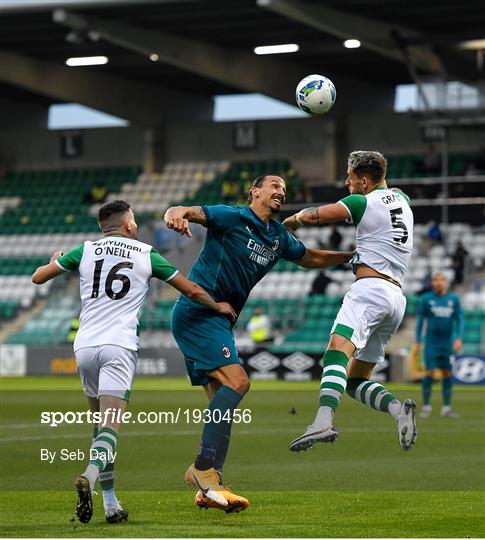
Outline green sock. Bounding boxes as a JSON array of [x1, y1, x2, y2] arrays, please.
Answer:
[[92, 426, 115, 490], [347, 377, 400, 417], [319, 350, 349, 410], [442, 376, 453, 406], [214, 423, 232, 472], [88, 426, 117, 470], [195, 385, 242, 470], [422, 375, 433, 406]]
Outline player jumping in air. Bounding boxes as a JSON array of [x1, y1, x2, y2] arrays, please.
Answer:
[[32, 200, 236, 524], [164, 175, 353, 512], [284, 151, 418, 452], [416, 271, 464, 418]]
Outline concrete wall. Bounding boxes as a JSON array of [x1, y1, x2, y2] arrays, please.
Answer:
[[0, 95, 48, 130], [0, 112, 481, 180], [0, 127, 145, 171], [163, 117, 336, 181], [348, 112, 485, 154], [0, 118, 336, 181]]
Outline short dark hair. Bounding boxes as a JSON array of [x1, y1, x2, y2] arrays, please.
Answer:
[[98, 200, 131, 231], [247, 175, 269, 204], [348, 151, 387, 183]]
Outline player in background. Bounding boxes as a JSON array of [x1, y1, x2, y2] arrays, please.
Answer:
[[415, 271, 464, 418], [164, 175, 353, 512], [32, 200, 236, 524], [284, 151, 418, 453]]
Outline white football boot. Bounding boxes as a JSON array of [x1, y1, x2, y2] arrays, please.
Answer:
[[397, 399, 417, 451], [288, 424, 339, 452]]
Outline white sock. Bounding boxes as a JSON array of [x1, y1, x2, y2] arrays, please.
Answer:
[[388, 399, 401, 420], [102, 489, 119, 512], [83, 464, 99, 492], [313, 406, 333, 427]]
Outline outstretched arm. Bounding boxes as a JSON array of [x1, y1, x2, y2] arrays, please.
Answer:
[[168, 273, 236, 322], [283, 204, 349, 232], [164, 206, 207, 238], [295, 248, 353, 269], [32, 250, 65, 284]]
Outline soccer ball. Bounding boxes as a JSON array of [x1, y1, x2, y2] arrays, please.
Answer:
[[296, 74, 336, 115]]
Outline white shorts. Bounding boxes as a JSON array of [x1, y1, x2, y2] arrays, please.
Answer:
[[331, 278, 406, 364], [75, 345, 137, 401]]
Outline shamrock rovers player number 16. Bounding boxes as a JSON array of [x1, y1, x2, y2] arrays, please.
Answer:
[[32, 200, 235, 524]]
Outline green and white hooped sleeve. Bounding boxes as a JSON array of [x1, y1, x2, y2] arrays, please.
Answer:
[[337, 194, 367, 226], [55, 244, 84, 272], [150, 249, 179, 281]]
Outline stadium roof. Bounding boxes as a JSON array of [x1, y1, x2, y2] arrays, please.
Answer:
[[0, 0, 484, 121]]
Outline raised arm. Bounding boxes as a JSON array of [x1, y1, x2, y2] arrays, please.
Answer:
[[283, 204, 349, 233], [295, 248, 353, 269], [32, 250, 65, 284], [164, 205, 207, 238]]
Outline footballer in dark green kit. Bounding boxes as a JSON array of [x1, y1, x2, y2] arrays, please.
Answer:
[[164, 175, 352, 512]]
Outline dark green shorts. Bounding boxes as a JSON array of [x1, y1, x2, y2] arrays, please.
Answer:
[[171, 301, 240, 386], [424, 349, 453, 371]]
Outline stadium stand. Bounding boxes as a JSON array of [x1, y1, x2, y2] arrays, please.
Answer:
[[6, 292, 79, 345], [1, 233, 102, 258], [100, 161, 230, 214], [0, 275, 52, 309], [177, 159, 296, 206], [0, 300, 18, 321], [1, 155, 483, 355], [0, 166, 141, 234], [387, 151, 485, 178]]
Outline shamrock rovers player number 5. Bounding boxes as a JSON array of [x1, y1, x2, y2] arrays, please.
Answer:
[[284, 151, 418, 453]]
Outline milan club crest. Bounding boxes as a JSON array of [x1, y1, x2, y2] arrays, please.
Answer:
[[272, 238, 280, 251], [222, 346, 231, 358]]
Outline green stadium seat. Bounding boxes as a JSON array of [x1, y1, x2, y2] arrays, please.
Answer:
[[0, 165, 142, 234]]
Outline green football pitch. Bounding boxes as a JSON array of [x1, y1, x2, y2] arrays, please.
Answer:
[[1, 377, 484, 538]]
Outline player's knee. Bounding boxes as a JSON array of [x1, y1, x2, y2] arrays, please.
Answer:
[[425, 371, 434, 378], [230, 375, 250, 395], [238, 377, 251, 395], [442, 369, 452, 378]]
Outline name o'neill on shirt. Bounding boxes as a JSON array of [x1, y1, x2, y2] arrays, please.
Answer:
[[247, 238, 276, 267], [92, 239, 142, 258]]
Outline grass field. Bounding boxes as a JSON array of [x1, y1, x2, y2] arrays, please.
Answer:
[[1, 377, 484, 537]]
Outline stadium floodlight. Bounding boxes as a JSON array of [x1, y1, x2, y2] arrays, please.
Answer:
[[65, 56, 109, 66], [459, 39, 485, 50], [254, 43, 299, 55], [343, 39, 361, 49], [149, 53, 160, 62]]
